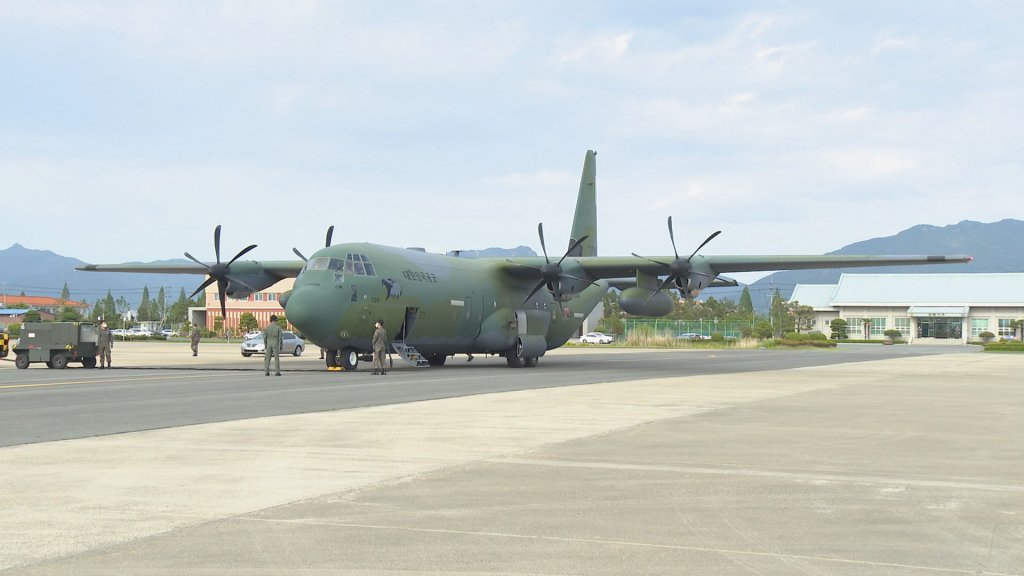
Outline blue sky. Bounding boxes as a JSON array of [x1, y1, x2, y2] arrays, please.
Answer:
[[2, 1, 1021, 282]]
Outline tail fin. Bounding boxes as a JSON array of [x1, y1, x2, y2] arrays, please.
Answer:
[[568, 150, 597, 257]]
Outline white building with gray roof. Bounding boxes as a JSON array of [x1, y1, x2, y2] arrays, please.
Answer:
[[788, 273, 1024, 344]]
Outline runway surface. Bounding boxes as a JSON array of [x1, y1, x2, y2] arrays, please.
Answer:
[[0, 342, 964, 446], [2, 343, 1021, 575]]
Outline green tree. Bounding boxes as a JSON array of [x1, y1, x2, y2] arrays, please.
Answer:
[[596, 290, 624, 334], [60, 282, 70, 303], [156, 287, 167, 323], [138, 286, 152, 321], [277, 315, 288, 329], [239, 312, 258, 333], [769, 289, 794, 337], [739, 286, 754, 317], [789, 302, 815, 333], [103, 291, 116, 323], [830, 318, 849, 340], [58, 306, 82, 322], [24, 309, 42, 323]]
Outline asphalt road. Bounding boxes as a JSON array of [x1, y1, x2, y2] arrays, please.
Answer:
[[0, 343, 968, 447]]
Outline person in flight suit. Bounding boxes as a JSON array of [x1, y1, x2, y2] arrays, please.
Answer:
[[190, 326, 201, 356], [97, 320, 113, 368], [263, 314, 284, 376], [371, 319, 387, 375]]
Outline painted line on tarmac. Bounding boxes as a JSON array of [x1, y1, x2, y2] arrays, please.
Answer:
[[501, 457, 1024, 493], [0, 372, 251, 390], [242, 517, 1021, 576]]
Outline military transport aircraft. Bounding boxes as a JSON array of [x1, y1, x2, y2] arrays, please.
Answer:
[[78, 151, 971, 370]]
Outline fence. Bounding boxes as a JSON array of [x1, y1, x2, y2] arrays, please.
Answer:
[[622, 318, 749, 340]]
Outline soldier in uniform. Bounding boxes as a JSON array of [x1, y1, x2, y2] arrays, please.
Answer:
[[263, 314, 284, 376], [190, 326, 201, 356], [371, 319, 387, 375], [97, 320, 113, 368]]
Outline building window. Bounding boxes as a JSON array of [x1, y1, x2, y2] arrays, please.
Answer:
[[254, 292, 263, 302], [893, 317, 911, 337], [997, 318, 1014, 338], [268, 293, 277, 302], [868, 318, 886, 336], [970, 318, 989, 337]]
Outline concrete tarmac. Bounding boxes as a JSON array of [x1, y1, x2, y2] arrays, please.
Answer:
[[1, 346, 1021, 574]]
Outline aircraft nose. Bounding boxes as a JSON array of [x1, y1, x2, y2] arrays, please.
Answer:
[[284, 286, 340, 343]]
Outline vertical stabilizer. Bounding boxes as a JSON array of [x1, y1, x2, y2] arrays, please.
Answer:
[[568, 150, 597, 257]]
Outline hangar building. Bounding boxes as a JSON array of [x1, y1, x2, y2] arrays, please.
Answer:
[[788, 273, 1024, 344]]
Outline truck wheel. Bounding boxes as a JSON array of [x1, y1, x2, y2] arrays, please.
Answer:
[[51, 353, 69, 369], [15, 353, 30, 369], [82, 357, 97, 368]]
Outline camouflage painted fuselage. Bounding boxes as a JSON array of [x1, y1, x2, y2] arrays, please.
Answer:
[[284, 242, 607, 356]]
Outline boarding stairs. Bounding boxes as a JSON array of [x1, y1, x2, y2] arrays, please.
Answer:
[[391, 341, 430, 368]]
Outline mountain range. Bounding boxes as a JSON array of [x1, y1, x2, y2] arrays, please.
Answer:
[[2, 219, 1021, 310]]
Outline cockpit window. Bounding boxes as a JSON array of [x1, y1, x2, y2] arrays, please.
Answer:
[[345, 253, 376, 276], [304, 257, 344, 272]]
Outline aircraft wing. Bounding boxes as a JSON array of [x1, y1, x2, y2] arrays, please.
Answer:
[[564, 254, 973, 279], [76, 260, 306, 296]]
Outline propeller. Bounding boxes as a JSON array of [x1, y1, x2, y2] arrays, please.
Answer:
[[632, 216, 721, 302], [185, 225, 258, 319], [511, 223, 593, 304], [292, 225, 336, 262]]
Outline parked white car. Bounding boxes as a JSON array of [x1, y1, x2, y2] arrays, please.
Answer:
[[579, 332, 614, 344], [241, 331, 305, 357], [127, 327, 153, 338]]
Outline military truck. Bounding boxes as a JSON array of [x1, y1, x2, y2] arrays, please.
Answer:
[[13, 322, 99, 369], [0, 329, 10, 359]]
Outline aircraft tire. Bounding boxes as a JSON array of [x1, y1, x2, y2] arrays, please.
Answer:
[[15, 353, 30, 369], [506, 339, 526, 368], [427, 353, 447, 367], [524, 356, 539, 368], [340, 347, 360, 371], [82, 357, 97, 368], [324, 350, 338, 368]]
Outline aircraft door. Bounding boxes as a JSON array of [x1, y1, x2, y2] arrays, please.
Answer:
[[458, 293, 482, 340]]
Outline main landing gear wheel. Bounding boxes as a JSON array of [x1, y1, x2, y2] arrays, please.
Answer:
[[339, 347, 360, 371], [325, 349, 338, 368], [507, 339, 538, 368], [82, 357, 97, 368], [427, 353, 447, 367]]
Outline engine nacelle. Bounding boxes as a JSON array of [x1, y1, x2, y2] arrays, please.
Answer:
[[619, 287, 674, 317]]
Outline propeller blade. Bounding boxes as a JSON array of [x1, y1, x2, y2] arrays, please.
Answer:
[[325, 225, 334, 248], [293, 247, 308, 262], [687, 230, 721, 262], [218, 281, 228, 320], [631, 253, 671, 267], [536, 222, 551, 263], [667, 216, 680, 260], [225, 244, 258, 267], [183, 252, 207, 268], [189, 276, 218, 300], [213, 225, 222, 264], [642, 277, 676, 306], [557, 235, 589, 266], [521, 279, 548, 304]]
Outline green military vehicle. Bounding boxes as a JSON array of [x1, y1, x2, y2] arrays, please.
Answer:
[[13, 322, 99, 369]]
